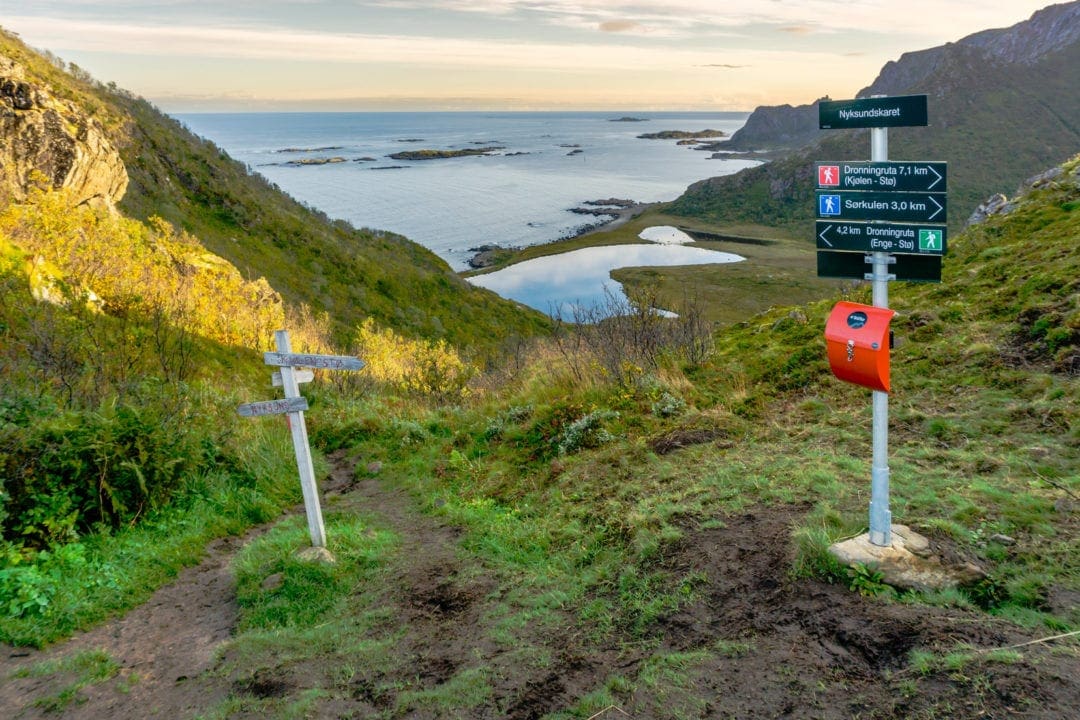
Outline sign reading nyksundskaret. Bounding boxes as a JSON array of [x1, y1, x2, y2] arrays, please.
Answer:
[[818, 95, 928, 129], [238, 330, 366, 548]]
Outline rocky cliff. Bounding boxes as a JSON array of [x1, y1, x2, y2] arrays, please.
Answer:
[[862, 0, 1080, 96], [723, 1, 1080, 151], [721, 101, 823, 151], [0, 56, 128, 207]]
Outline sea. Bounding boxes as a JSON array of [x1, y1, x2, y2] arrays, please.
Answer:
[[175, 111, 755, 271]]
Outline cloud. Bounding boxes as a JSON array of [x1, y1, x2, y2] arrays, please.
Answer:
[[699, 63, 748, 69], [2, 14, 827, 72], [372, 1, 1052, 42], [598, 20, 644, 33]]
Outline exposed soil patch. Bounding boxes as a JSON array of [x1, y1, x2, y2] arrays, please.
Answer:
[[0, 529, 260, 719], [4, 461, 1076, 719], [648, 427, 726, 455], [628, 509, 1080, 719]]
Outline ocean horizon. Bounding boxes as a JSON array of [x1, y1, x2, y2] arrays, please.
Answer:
[[175, 111, 756, 271]]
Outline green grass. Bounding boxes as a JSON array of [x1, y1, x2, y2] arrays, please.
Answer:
[[0, 420, 306, 647]]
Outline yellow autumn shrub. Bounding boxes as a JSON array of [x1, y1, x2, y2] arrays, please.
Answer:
[[354, 318, 474, 399], [0, 186, 284, 349]]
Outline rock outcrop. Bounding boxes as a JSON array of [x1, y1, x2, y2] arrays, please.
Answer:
[[0, 56, 128, 207], [723, 2, 1080, 153]]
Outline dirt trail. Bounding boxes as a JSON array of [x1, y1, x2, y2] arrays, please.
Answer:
[[3, 455, 1078, 719], [0, 530, 250, 718]]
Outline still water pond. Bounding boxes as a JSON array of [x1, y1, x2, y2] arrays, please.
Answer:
[[467, 243, 744, 317]]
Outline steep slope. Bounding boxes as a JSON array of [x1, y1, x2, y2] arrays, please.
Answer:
[[675, 2, 1080, 235], [0, 29, 549, 352]]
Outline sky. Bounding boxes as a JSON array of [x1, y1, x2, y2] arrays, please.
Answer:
[[0, 1, 1059, 112]]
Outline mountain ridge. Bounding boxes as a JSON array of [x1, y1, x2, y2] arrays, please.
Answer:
[[722, 1, 1080, 153], [671, 2, 1080, 235]]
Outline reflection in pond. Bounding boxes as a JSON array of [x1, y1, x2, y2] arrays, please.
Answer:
[[467, 244, 744, 317]]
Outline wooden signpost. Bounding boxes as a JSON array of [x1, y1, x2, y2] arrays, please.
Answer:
[[238, 330, 366, 548]]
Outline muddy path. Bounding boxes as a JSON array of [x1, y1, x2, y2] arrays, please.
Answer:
[[3, 453, 1078, 719], [0, 529, 251, 718]]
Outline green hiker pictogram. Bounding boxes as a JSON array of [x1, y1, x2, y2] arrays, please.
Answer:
[[919, 228, 942, 251]]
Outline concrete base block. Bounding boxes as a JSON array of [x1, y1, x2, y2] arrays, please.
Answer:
[[829, 524, 985, 592]]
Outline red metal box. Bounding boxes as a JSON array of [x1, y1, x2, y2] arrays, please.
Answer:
[[825, 301, 896, 392]]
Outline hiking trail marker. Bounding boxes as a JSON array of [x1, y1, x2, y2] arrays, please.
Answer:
[[817, 94, 946, 548], [238, 330, 366, 548]]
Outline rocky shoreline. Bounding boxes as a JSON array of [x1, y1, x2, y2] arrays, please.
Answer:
[[465, 198, 648, 269]]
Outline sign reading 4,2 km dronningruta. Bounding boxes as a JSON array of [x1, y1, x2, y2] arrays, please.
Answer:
[[816, 220, 946, 255]]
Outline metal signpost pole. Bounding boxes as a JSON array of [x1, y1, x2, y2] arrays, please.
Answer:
[[275, 329, 327, 548], [869, 124, 892, 547]]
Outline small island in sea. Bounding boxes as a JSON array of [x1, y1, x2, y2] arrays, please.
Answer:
[[275, 145, 345, 153], [284, 156, 347, 166], [636, 129, 727, 140], [609, 116, 649, 122], [388, 147, 505, 160]]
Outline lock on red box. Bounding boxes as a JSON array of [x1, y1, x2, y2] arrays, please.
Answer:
[[825, 301, 896, 392]]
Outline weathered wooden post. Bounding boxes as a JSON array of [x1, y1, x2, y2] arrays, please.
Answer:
[[238, 329, 365, 548]]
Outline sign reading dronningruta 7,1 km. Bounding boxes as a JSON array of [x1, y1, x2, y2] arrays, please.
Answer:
[[815, 161, 946, 192]]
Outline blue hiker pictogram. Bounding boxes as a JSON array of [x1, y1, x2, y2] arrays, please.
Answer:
[[819, 194, 841, 216]]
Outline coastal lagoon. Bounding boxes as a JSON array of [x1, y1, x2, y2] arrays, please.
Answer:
[[176, 112, 754, 271], [468, 243, 744, 316]]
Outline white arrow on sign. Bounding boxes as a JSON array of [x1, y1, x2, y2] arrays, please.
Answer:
[[927, 196, 943, 221], [264, 352, 366, 371], [272, 369, 315, 387], [926, 165, 943, 190], [238, 396, 309, 417], [818, 224, 834, 248]]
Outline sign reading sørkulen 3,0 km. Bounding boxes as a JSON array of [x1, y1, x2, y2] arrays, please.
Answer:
[[817, 190, 946, 224]]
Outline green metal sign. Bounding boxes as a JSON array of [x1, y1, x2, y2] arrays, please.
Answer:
[[817, 250, 942, 282], [819, 95, 928, 129], [816, 221, 946, 255], [815, 161, 946, 192], [817, 190, 946, 223]]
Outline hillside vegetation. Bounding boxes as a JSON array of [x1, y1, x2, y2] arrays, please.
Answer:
[[190, 155, 1079, 718], [4, 135, 1076, 713], [1, 15, 1078, 718], [0, 28, 548, 353]]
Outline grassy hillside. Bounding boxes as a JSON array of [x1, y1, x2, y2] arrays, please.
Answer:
[[2, 21, 1077, 718], [0, 29, 549, 353], [670, 40, 1080, 237], [196, 155, 1080, 716], [190, 153, 1077, 718], [7, 153, 1074, 716]]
